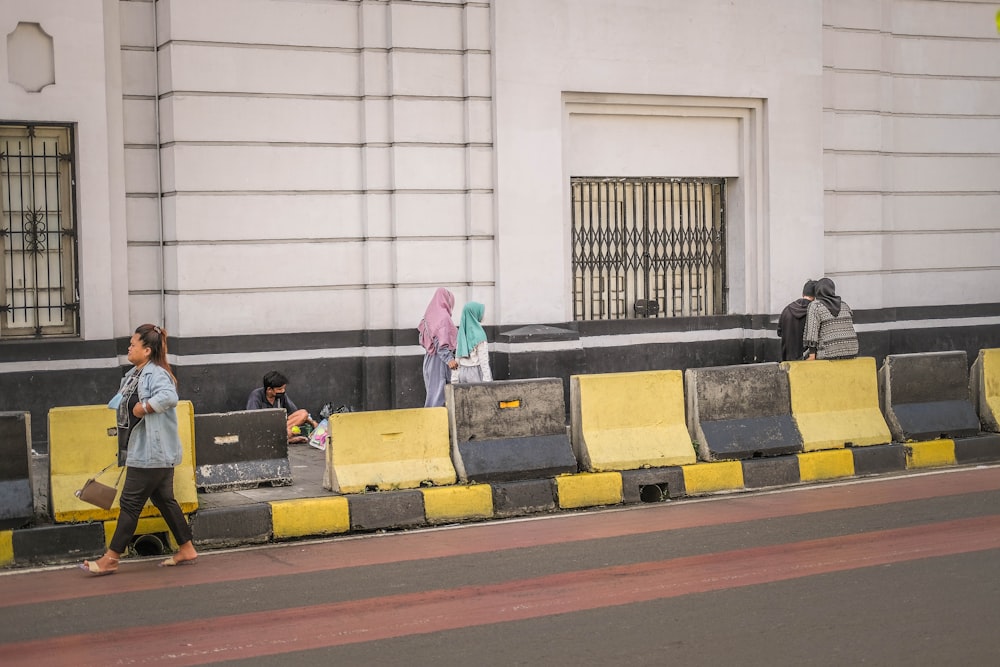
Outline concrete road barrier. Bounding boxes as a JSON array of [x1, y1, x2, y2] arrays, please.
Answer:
[[0, 412, 34, 529], [323, 407, 456, 494], [879, 351, 980, 442], [970, 348, 1000, 432], [194, 408, 292, 492], [685, 363, 803, 461], [48, 403, 198, 524], [570, 370, 696, 471], [446, 378, 577, 483], [782, 358, 891, 451]]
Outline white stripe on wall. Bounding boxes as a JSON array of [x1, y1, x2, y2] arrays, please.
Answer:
[[2, 315, 998, 373]]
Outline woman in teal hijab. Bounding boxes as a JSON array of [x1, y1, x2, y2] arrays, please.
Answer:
[[453, 302, 492, 384]]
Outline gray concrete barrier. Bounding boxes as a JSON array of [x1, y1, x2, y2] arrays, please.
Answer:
[[194, 409, 293, 492], [446, 378, 577, 483], [685, 363, 803, 461], [878, 351, 980, 442], [0, 412, 33, 529]]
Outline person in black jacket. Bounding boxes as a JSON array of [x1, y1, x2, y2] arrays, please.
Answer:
[[246, 371, 317, 443], [777, 280, 816, 361]]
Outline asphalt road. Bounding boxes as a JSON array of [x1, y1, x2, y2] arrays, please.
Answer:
[[4, 465, 1000, 666]]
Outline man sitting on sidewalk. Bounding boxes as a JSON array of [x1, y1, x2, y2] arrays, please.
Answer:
[[246, 370, 317, 443]]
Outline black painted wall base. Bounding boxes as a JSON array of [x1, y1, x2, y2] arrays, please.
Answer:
[[3, 305, 999, 448]]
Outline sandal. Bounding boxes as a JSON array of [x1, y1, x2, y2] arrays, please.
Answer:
[[79, 556, 119, 576], [159, 555, 198, 567]]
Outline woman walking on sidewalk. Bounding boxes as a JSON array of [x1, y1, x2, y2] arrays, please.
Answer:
[[80, 324, 198, 575], [418, 288, 459, 407]]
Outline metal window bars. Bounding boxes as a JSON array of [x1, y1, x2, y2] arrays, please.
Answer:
[[0, 123, 79, 338], [572, 177, 726, 321]]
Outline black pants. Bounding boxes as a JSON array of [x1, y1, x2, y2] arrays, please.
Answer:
[[109, 467, 192, 554]]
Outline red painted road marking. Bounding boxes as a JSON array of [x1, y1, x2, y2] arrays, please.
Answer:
[[4, 515, 1000, 665], [3, 465, 999, 608]]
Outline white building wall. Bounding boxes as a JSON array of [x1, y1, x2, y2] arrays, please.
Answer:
[[492, 0, 827, 324], [119, 0, 161, 331], [0, 0, 129, 341], [154, 0, 494, 338], [822, 0, 1000, 309], [2, 0, 997, 351]]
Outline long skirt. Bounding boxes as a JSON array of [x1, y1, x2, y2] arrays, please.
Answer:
[[423, 352, 449, 407]]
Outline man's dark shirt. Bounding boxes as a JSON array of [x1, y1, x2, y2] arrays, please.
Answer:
[[246, 387, 299, 415]]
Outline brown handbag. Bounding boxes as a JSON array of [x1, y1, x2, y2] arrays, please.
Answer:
[[75, 465, 124, 510]]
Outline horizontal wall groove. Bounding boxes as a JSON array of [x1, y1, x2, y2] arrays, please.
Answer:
[[823, 26, 1000, 43], [825, 190, 999, 196], [829, 266, 1000, 277], [158, 91, 492, 102], [159, 188, 494, 197], [132, 281, 498, 297], [823, 150, 1000, 157], [159, 140, 493, 149], [160, 40, 489, 56], [823, 109, 1000, 120], [824, 229, 1000, 236], [823, 66, 1000, 82], [161, 235, 496, 246]]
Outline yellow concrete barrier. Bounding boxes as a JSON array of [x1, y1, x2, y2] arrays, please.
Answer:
[[555, 472, 623, 509], [782, 358, 891, 451], [971, 348, 1000, 432], [570, 370, 696, 471], [421, 485, 493, 524], [323, 407, 457, 494], [681, 460, 744, 494], [49, 402, 198, 523], [797, 449, 855, 481], [906, 440, 956, 469], [271, 497, 350, 539]]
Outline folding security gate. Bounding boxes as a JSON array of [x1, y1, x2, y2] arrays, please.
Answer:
[[571, 177, 727, 320]]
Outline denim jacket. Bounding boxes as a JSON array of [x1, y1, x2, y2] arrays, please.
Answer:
[[118, 363, 182, 468]]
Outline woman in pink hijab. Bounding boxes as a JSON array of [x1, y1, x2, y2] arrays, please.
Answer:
[[418, 287, 459, 407]]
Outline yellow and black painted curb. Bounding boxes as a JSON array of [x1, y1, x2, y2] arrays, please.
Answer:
[[3, 434, 999, 569]]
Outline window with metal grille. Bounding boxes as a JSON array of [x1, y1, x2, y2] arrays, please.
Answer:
[[0, 123, 79, 338], [571, 177, 726, 320]]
